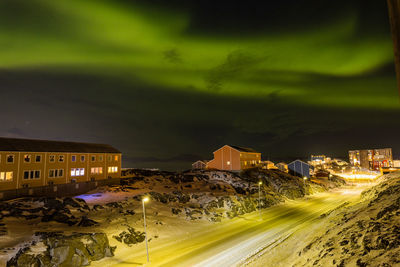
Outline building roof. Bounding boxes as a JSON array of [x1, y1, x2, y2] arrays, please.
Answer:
[[192, 160, 209, 165], [229, 145, 259, 153], [0, 137, 121, 153]]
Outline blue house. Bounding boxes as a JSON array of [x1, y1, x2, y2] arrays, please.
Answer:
[[288, 160, 312, 178]]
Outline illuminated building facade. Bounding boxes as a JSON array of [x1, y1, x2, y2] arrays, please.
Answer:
[[349, 148, 393, 171], [0, 137, 121, 192], [207, 145, 261, 171]]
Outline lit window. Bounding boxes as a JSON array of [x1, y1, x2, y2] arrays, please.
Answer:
[[0, 172, 4, 181], [5, 172, 13, 181], [35, 155, 42, 163], [91, 155, 96, 162], [71, 169, 76, 177], [80, 168, 85, 176], [81, 156, 85, 162], [24, 155, 31, 163], [59, 155, 64, 162], [99, 167, 103, 174], [7, 155, 14, 163], [49, 155, 55, 162], [114, 155, 118, 161], [71, 155, 76, 162]]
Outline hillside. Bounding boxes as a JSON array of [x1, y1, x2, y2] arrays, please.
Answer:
[[0, 168, 345, 266], [291, 172, 400, 267]]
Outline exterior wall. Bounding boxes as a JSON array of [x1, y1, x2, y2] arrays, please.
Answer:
[[350, 149, 393, 170], [240, 153, 261, 169], [288, 160, 310, 178], [0, 151, 121, 192], [46, 152, 68, 186], [0, 152, 20, 191], [207, 146, 241, 171], [88, 153, 107, 181], [105, 153, 121, 179], [19, 152, 46, 188], [276, 163, 288, 172]]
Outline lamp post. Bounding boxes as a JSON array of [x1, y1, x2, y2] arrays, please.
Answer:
[[303, 176, 307, 186], [142, 197, 150, 263], [258, 181, 262, 220]]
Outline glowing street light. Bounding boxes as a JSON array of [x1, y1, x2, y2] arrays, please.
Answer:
[[142, 197, 150, 263], [258, 181, 262, 220], [303, 176, 307, 186]]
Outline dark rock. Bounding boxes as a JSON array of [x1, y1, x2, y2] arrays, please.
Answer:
[[77, 216, 99, 227]]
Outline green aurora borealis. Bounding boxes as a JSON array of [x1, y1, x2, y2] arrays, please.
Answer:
[[0, 0, 399, 169]]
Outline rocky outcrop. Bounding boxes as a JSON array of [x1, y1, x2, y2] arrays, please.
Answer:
[[7, 232, 115, 267], [113, 226, 145, 246]]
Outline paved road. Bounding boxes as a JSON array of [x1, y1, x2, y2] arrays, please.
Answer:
[[97, 187, 364, 267]]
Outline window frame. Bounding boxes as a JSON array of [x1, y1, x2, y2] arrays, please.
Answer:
[[6, 154, 14, 164], [24, 154, 31, 163], [35, 155, 42, 163]]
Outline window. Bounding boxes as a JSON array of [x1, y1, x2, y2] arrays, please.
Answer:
[[35, 155, 42, 163], [71, 155, 76, 162], [7, 155, 14, 163], [81, 155, 85, 162], [23, 170, 40, 180], [49, 155, 55, 163], [91, 167, 103, 175], [108, 155, 112, 162], [59, 155, 64, 162], [71, 168, 85, 177], [108, 166, 118, 173], [49, 169, 64, 178], [99, 155, 103, 162], [24, 155, 31, 163], [91, 155, 96, 162], [0, 172, 13, 181], [114, 155, 118, 161]]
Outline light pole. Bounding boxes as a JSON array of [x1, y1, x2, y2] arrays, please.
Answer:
[[258, 181, 262, 220], [142, 197, 150, 264], [303, 176, 307, 186]]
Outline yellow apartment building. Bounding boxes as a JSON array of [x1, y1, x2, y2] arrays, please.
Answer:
[[0, 137, 121, 192]]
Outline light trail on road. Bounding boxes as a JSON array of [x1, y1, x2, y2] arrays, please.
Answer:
[[95, 187, 364, 267]]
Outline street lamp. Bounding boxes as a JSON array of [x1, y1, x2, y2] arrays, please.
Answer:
[[258, 181, 262, 220], [303, 176, 307, 186], [142, 197, 150, 263]]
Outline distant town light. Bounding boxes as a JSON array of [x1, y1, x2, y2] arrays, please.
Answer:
[[143, 197, 149, 203], [303, 177, 307, 180], [258, 181, 262, 185]]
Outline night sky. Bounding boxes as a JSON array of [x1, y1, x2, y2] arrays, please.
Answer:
[[0, 0, 399, 170]]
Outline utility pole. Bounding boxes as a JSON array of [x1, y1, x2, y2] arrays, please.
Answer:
[[142, 197, 150, 263], [258, 181, 262, 220], [387, 0, 400, 96]]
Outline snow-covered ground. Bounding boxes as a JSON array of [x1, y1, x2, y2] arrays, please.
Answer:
[[0, 168, 346, 266], [249, 171, 400, 267]]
